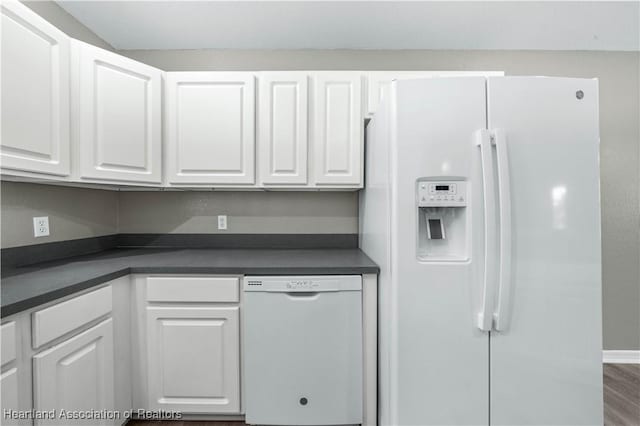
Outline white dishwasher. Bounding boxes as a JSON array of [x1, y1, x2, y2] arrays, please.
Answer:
[[243, 275, 363, 426]]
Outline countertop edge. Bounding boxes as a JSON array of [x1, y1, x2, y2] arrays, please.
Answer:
[[1, 258, 379, 318]]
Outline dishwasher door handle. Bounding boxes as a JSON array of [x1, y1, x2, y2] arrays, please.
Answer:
[[286, 292, 320, 299]]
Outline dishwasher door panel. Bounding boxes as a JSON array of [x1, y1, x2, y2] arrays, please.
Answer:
[[244, 278, 362, 425]]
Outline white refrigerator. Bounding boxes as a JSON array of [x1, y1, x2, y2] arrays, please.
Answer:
[[360, 76, 603, 425]]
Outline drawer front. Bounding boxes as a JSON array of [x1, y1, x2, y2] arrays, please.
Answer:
[[146, 276, 239, 303], [1, 322, 17, 366], [32, 285, 112, 348]]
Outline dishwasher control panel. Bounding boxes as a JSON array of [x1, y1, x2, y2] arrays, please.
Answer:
[[286, 280, 319, 290], [243, 276, 362, 292]]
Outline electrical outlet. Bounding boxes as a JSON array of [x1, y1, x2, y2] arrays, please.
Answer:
[[217, 215, 228, 230], [33, 216, 50, 238]]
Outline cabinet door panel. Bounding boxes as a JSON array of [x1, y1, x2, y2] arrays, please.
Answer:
[[259, 73, 308, 185], [33, 319, 114, 425], [0, 0, 70, 176], [166, 73, 255, 185], [366, 71, 427, 116], [146, 306, 240, 413], [1, 322, 17, 366], [312, 73, 363, 186], [0, 368, 19, 415], [366, 71, 504, 116], [75, 41, 162, 184]]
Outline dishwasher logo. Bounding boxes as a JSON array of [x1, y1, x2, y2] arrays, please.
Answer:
[[246, 280, 263, 286]]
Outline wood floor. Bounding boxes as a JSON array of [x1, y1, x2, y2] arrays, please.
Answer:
[[604, 364, 640, 426], [126, 422, 246, 426], [128, 364, 640, 426]]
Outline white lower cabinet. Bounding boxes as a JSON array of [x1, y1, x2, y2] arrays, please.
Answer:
[[1, 316, 32, 426], [145, 305, 240, 413], [1, 321, 21, 425], [1, 367, 20, 414], [33, 318, 115, 425]]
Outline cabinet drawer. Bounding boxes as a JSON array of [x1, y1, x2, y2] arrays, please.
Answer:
[[146, 276, 239, 303], [32, 285, 112, 348], [1, 321, 16, 366]]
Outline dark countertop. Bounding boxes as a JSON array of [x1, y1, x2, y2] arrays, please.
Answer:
[[0, 248, 379, 318]]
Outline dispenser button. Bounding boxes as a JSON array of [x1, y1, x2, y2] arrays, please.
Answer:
[[458, 196, 464, 202]]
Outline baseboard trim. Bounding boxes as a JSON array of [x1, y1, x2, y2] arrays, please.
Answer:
[[603, 350, 640, 364]]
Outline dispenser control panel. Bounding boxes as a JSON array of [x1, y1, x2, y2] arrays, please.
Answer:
[[418, 181, 467, 207]]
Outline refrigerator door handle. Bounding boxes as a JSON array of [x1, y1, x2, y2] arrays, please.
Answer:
[[475, 129, 498, 332], [492, 129, 513, 331]]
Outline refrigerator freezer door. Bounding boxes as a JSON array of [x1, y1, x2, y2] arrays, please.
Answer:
[[487, 77, 603, 425], [391, 77, 489, 425]]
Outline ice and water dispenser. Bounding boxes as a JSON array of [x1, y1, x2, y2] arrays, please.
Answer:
[[417, 178, 469, 261]]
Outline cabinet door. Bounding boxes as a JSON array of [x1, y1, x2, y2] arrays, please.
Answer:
[[33, 319, 115, 425], [312, 72, 363, 186], [73, 41, 162, 184], [1, 319, 30, 426], [0, 322, 19, 420], [1, 368, 19, 421], [0, 0, 70, 176], [366, 71, 428, 116], [146, 306, 240, 413], [366, 71, 505, 116], [166, 72, 255, 185], [258, 73, 308, 185]]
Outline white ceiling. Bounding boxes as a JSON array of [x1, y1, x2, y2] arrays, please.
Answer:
[[56, 1, 640, 51]]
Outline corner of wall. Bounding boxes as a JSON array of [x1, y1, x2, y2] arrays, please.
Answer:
[[20, 0, 115, 51]]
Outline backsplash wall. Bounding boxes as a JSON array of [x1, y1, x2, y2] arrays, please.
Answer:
[[117, 191, 358, 234], [0, 184, 359, 248], [0, 182, 119, 248]]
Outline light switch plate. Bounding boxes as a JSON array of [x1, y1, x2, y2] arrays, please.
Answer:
[[218, 215, 228, 230], [33, 216, 50, 237]]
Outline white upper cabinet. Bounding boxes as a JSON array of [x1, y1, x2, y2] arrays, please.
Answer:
[[0, 0, 70, 177], [258, 73, 308, 185], [72, 41, 162, 184], [166, 72, 256, 185], [366, 71, 505, 116], [366, 71, 428, 116], [312, 72, 363, 187]]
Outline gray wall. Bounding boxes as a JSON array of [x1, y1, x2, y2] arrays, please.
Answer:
[[118, 191, 357, 234], [0, 182, 118, 248]]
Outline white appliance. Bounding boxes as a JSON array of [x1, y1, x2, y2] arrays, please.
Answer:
[[243, 275, 363, 425], [360, 76, 603, 425]]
